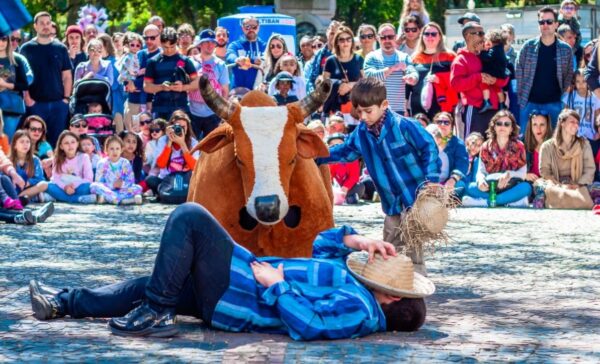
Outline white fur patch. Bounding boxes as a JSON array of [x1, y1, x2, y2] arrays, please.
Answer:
[[240, 106, 289, 224]]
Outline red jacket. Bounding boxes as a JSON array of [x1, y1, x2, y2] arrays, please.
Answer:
[[329, 161, 360, 191], [450, 48, 508, 109], [411, 52, 458, 113]]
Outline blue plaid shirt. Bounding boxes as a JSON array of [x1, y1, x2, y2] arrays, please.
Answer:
[[318, 110, 440, 216], [210, 226, 387, 341]]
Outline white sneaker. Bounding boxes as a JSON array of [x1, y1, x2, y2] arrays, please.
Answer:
[[372, 192, 380, 202], [461, 196, 488, 207], [134, 195, 143, 205], [507, 196, 529, 208], [39, 192, 56, 203], [77, 194, 97, 204]]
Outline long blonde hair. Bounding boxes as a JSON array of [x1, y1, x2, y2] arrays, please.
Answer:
[[1, 34, 16, 65]]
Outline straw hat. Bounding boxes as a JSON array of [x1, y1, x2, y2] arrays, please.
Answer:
[[346, 252, 435, 298]]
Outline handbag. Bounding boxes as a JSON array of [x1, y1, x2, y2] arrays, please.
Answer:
[[158, 171, 192, 204], [420, 62, 434, 112], [0, 90, 26, 115], [334, 57, 353, 114], [544, 183, 594, 209]]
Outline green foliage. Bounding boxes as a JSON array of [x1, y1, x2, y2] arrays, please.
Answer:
[[335, 0, 403, 30]]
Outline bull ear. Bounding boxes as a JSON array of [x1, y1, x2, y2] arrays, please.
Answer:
[[194, 124, 234, 153], [296, 124, 330, 159]]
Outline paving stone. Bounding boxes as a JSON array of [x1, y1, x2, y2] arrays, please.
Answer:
[[1, 203, 599, 362]]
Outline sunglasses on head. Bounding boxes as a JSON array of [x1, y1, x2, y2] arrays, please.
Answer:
[[495, 121, 512, 127], [529, 109, 549, 118], [360, 33, 375, 40], [435, 119, 451, 126], [143, 35, 157, 41], [270, 43, 283, 49], [538, 19, 555, 26], [72, 122, 88, 128], [29, 127, 44, 133], [379, 34, 395, 41], [404, 27, 418, 33], [423, 31, 439, 38], [244, 25, 258, 31]]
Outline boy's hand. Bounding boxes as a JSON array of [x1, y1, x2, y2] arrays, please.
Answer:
[[251, 262, 284, 287]]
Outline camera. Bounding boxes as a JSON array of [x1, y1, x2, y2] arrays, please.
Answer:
[[171, 124, 184, 136]]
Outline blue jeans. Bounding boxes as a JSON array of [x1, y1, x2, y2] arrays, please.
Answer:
[[28, 100, 69, 147], [466, 181, 532, 206], [47, 182, 91, 203], [519, 101, 562, 133], [63, 203, 233, 322], [3, 114, 22, 141]]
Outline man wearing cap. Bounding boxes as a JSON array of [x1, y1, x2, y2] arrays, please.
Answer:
[[516, 6, 573, 130], [29, 203, 431, 340], [68, 114, 101, 152], [450, 21, 509, 137], [188, 29, 229, 140], [451, 12, 480, 52], [226, 16, 266, 89], [20, 12, 72, 146]]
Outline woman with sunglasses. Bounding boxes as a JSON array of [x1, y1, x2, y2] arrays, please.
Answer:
[[22, 115, 53, 160], [408, 22, 457, 119], [261, 34, 289, 85], [463, 110, 532, 207], [431, 112, 469, 198], [322, 26, 364, 130], [74, 39, 114, 85], [135, 111, 153, 148], [535, 109, 597, 208], [356, 24, 377, 59], [0, 33, 30, 141]]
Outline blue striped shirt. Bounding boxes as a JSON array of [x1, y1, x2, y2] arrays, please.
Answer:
[[364, 49, 417, 113], [210, 226, 387, 341], [318, 110, 440, 215]]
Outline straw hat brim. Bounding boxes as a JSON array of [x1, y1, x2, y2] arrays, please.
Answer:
[[346, 252, 435, 298]]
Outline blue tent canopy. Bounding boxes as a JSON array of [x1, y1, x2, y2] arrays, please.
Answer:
[[0, 0, 32, 36]]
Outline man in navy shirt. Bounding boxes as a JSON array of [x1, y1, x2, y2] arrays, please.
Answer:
[[20, 12, 72, 146], [144, 27, 198, 120]]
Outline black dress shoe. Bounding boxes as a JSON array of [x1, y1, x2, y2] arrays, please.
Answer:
[[29, 280, 65, 320], [108, 301, 178, 337], [33, 202, 55, 223]]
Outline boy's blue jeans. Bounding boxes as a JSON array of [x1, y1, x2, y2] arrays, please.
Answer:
[[47, 183, 91, 203]]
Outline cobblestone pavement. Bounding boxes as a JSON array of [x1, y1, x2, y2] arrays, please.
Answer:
[[1, 202, 599, 362]]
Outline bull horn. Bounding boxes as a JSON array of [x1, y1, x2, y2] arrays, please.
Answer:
[[297, 78, 332, 119], [199, 74, 234, 120]]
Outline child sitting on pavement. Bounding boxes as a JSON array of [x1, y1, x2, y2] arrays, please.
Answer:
[[79, 134, 102, 178], [9, 130, 48, 202], [317, 77, 440, 275]]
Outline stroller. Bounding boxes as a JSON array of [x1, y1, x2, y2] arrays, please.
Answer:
[[70, 79, 114, 143]]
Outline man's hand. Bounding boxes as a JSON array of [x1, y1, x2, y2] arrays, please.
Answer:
[[170, 81, 183, 92], [403, 75, 418, 86], [251, 261, 284, 287], [343, 235, 397, 263], [125, 82, 138, 93]]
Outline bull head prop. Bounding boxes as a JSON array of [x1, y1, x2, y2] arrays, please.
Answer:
[[187, 75, 335, 257]]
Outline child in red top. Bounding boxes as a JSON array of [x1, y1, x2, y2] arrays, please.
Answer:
[[327, 133, 363, 205]]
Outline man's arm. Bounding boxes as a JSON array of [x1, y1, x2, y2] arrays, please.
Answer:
[[450, 55, 482, 93], [584, 44, 600, 97], [62, 69, 72, 99]]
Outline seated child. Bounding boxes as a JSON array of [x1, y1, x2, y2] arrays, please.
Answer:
[[79, 134, 102, 177], [143, 119, 167, 191], [268, 54, 306, 99], [119, 131, 145, 184], [90, 136, 143, 205], [85, 102, 112, 135], [9, 130, 48, 202], [272, 71, 299, 106], [425, 124, 450, 182], [479, 29, 509, 113], [465, 132, 484, 184], [327, 133, 363, 205], [326, 112, 347, 135], [306, 120, 326, 141]]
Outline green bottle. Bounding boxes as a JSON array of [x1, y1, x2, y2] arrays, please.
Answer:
[[489, 180, 497, 207]]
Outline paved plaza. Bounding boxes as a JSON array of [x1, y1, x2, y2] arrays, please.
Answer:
[[1, 202, 599, 362]]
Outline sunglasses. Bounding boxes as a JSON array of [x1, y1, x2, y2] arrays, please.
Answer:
[[11, 37, 21, 43], [72, 123, 88, 128], [538, 19, 555, 26], [143, 35, 157, 41], [360, 33, 375, 40], [139, 119, 151, 126], [562, 5, 576, 10], [423, 31, 439, 38], [435, 119, 451, 126], [379, 34, 395, 41], [150, 128, 163, 133], [338, 36, 353, 43], [244, 25, 258, 31], [468, 31, 485, 37], [312, 43, 324, 49], [29, 127, 44, 133], [270, 43, 283, 49], [495, 121, 512, 127], [404, 27, 419, 33], [529, 109, 549, 118], [88, 47, 102, 53], [0, 37, 8, 42], [129, 43, 141, 48]]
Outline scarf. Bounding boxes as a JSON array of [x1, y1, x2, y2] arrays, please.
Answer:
[[479, 138, 526, 174], [367, 110, 387, 138], [549, 138, 583, 183]]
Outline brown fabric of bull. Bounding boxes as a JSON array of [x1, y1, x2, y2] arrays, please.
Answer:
[[188, 76, 334, 257]]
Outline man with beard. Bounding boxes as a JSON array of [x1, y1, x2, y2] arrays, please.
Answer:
[[214, 26, 229, 61], [226, 16, 266, 89], [450, 22, 508, 138]]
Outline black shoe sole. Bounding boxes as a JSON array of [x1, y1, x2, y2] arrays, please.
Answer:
[[29, 280, 53, 320], [108, 322, 179, 338], [34, 202, 55, 223]]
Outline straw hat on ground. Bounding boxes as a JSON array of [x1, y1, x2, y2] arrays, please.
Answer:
[[346, 252, 435, 298]]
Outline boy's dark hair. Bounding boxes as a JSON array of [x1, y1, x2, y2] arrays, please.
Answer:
[[161, 27, 178, 44], [485, 29, 507, 46], [381, 297, 426, 332], [538, 6, 558, 21], [351, 77, 387, 108]]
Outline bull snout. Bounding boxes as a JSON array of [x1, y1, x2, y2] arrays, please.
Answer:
[[255, 195, 280, 223]]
